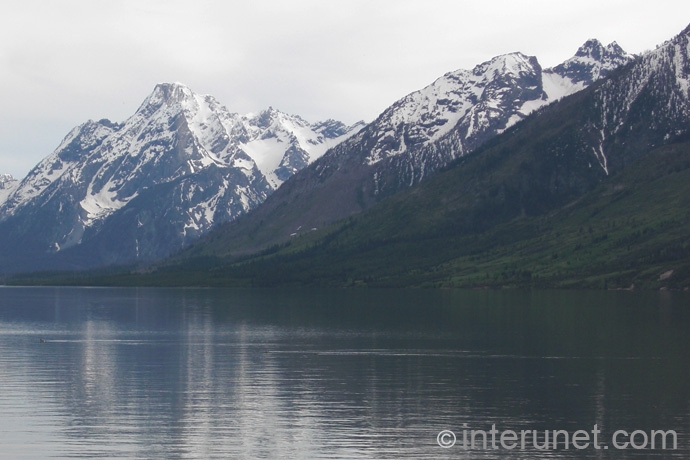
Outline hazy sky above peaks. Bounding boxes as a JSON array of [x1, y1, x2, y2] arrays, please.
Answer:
[[1, 0, 690, 179]]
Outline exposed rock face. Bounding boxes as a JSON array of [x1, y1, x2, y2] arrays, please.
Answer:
[[0, 83, 363, 271]]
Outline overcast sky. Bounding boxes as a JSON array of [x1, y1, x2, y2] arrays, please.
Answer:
[[1, 0, 689, 179]]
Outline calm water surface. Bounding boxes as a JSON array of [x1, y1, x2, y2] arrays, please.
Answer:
[[0, 287, 688, 459]]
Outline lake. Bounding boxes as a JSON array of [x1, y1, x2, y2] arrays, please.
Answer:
[[0, 286, 688, 459]]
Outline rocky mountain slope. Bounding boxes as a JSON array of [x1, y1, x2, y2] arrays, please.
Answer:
[[0, 83, 362, 272], [183, 39, 634, 257], [160, 25, 690, 289], [0, 35, 651, 275]]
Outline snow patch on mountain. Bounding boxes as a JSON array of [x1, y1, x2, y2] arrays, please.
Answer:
[[239, 108, 364, 188]]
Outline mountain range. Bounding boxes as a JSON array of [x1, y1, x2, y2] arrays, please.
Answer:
[[168, 39, 634, 257], [2, 25, 689, 289], [0, 85, 363, 271], [144, 24, 690, 290]]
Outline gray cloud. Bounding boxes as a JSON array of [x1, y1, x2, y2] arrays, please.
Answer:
[[2, 0, 689, 178]]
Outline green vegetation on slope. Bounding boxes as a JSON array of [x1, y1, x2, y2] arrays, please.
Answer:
[[90, 138, 689, 290], [8, 75, 690, 290]]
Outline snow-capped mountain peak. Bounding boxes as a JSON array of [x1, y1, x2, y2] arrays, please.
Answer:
[[547, 39, 634, 87], [0, 83, 362, 267], [574, 39, 624, 60], [474, 51, 539, 78], [139, 82, 195, 111], [363, 51, 537, 164], [0, 173, 16, 184], [0, 174, 19, 206], [360, 39, 634, 168], [134, 82, 229, 122]]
